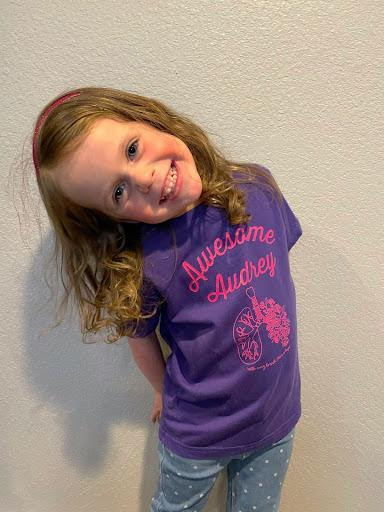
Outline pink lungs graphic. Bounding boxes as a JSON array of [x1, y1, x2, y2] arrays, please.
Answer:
[[233, 286, 291, 366]]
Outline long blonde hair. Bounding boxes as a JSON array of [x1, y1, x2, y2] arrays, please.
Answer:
[[33, 86, 282, 343]]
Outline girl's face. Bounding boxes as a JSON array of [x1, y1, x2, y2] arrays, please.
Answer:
[[54, 118, 203, 224]]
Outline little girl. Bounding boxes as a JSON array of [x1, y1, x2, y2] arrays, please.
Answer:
[[32, 87, 303, 512]]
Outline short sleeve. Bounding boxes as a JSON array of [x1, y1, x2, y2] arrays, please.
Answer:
[[124, 280, 162, 338], [249, 163, 303, 251], [280, 195, 303, 251]]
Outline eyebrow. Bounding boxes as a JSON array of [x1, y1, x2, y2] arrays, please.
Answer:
[[117, 137, 127, 161], [102, 136, 128, 212]]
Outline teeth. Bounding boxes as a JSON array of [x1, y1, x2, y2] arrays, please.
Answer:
[[161, 165, 178, 201]]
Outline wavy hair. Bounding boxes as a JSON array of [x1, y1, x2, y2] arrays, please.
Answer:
[[32, 86, 283, 343]]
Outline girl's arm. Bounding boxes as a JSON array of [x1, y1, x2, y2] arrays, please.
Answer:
[[127, 331, 165, 394], [127, 331, 166, 423]]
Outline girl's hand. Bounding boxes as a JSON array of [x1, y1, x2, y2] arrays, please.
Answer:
[[151, 391, 163, 423]]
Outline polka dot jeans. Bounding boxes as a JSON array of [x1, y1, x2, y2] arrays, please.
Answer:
[[150, 429, 295, 512]]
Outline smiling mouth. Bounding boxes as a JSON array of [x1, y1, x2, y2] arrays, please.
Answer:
[[159, 162, 178, 204]]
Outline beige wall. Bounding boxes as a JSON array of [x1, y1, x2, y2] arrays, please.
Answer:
[[1, 1, 383, 511]]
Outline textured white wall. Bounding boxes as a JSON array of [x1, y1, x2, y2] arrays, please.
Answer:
[[1, 1, 383, 511]]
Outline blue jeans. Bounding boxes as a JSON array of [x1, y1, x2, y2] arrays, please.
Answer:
[[150, 429, 295, 512]]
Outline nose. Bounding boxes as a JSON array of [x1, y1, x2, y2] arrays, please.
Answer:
[[132, 164, 155, 194]]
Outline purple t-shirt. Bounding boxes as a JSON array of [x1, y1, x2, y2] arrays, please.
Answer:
[[133, 169, 303, 459]]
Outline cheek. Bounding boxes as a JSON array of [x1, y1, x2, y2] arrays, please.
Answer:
[[165, 135, 187, 156], [124, 200, 156, 222]]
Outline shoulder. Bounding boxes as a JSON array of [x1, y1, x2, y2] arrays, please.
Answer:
[[232, 162, 276, 190], [242, 165, 303, 250], [232, 163, 280, 205]]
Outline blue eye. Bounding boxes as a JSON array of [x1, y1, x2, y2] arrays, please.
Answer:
[[114, 183, 126, 203], [126, 140, 138, 160]]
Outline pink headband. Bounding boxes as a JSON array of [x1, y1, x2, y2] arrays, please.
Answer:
[[32, 91, 80, 176]]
